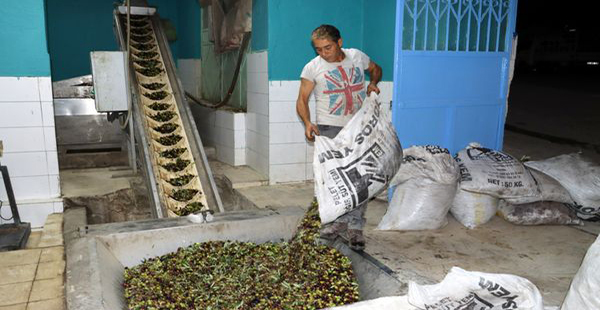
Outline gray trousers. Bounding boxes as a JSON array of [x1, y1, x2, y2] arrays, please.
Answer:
[[318, 125, 367, 230]]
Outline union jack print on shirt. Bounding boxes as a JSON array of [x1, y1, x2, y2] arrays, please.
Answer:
[[323, 65, 366, 116]]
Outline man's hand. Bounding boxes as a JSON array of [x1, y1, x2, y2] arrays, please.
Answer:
[[367, 83, 380, 95], [366, 60, 382, 95], [305, 123, 320, 141]]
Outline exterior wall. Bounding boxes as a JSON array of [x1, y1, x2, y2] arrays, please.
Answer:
[[0, 0, 61, 228], [0, 77, 62, 228], [177, 0, 202, 59], [266, 0, 364, 80], [0, 0, 51, 77], [46, 0, 200, 81], [46, 0, 118, 81], [363, 0, 397, 81]]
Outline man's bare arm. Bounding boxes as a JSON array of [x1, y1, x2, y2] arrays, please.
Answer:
[[366, 61, 382, 95], [296, 78, 319, 141]]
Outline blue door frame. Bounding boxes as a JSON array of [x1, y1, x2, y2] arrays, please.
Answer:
[[392, 0, 518, 154]]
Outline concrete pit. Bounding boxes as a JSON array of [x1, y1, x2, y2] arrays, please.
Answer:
[[65, 207, 421, 309]]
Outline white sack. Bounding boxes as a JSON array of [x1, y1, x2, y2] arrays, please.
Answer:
[[561, 235, 600, 310], [409, 267, 545, 310], [525, 153, 600, 220], [504, 169, 574, 205], [455, 143, 539, 199], [325, 295, 417, 310], [313, 94, 403, 224], [450, 189, 499, 229], [498, 200, 582, 226], [377, 145, 459, 230]]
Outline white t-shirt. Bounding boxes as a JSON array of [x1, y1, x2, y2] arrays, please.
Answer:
[[300, 48, 370, 127]]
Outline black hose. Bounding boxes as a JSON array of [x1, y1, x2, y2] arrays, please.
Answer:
[[185, 31, 251, 109]]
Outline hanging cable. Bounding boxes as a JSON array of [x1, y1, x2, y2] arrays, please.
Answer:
[[185, 31, 251, 109]]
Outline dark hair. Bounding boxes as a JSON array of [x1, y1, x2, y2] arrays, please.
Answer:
[[311, 24, 341, 42]]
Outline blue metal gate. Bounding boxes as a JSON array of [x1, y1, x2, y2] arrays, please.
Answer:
[[392, 0, 518, 154]]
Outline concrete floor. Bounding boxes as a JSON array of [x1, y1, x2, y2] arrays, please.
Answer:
[[60, 167, 136, 198], [363, 200, 595, 307]]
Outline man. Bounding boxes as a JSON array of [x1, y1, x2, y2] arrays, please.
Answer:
[[296, 24, 382, 251]]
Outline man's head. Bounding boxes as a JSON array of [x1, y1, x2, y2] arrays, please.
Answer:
[[311, 24, 344, 63]]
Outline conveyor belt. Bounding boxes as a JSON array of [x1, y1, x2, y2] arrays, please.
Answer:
[[113, 8, 223, 217]]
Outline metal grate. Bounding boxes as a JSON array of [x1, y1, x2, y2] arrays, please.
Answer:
[[402, 0, 511, 52]]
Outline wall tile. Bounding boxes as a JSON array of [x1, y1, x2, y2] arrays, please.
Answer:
[[246, 148, 268, 178], [215, 110, 234, 130], [53, 201, 64, 213], [48, 174, 60, 198], [0, 175, 50, 201], [269, 143, 306, 165], [247, 113, 269, 137], [0, 152, 48, 177], [247, 92, 269, 116], [41, 101, 55, 127], [216, 128, 234, 148], [269, 80, 300, 101], [305, 163, 314, 181], [190, 105, 216, 128], [233, 113, 246, 131], [234, 130, 246, 149], [0, 127, 46, 153], [0, 201, 55, 228], [0, 77, 39, 102], [15, 202, 53, 228], [247, 52, 268, 73], [46, 151, 59, 175], [247, 131, 269, 157], [216, 144, 235, 166], [234, 148, 246, 166], [378, 81, 394, 104], [247, 72, 268, 94], [309, 100, 317, 122], [269, 101, 302, 123], [246, 130, 257, 153], [269, 163, 306, 184], [38, 77, 53, 102], [44, 127, 57, 151], [306, 142, 315, 163], [0, 203, 10, 224], [269, 122, 305, 144], [246, 131, 269, 156], [246, 113, 256, 132], [255, 133, 269, 157], [0, 199, 63, 226], [0, 102, 43, 127]]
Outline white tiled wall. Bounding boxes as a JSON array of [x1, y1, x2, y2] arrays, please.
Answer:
[[245, 51, 269, 178], [0, 198, 63, 228], [0, 76, 61, 228], [266, 80, 394, 184], [177, 59, 202, 98], [190, 104, 247, 166]]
